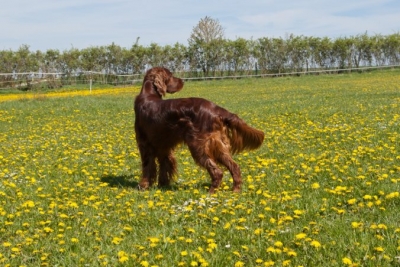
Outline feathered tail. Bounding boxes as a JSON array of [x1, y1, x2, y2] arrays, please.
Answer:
[[223, 114, 265, 154]]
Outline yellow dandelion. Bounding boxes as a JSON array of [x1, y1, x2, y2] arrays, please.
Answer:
[[294, 210, 304, 215], [181, 250, 188, 256], [363, 194, 372, 200], [385, 191, 399, 199], [295, 233, 307, 240], [254, 228, 263, 235], [264, 260, 275, 266], [148, 237, 160, 243], [309, 241, 321, 250], [118, 251, 129, 263], [123, 226, 133, 232], [351, 221, 363, 229], [98, 255, 107, 260], [112, 237, 123, 245], [347, 198, 357, 205], [377, 223, 388, 230], [44, 227, 53, 233], [336, 209, 345, 215], [287, 250, 297, 257], [224, 222, 231, 229], [22, 200, 35, 208], [311, 183, 320, 189], [342, 257, 352, 265]]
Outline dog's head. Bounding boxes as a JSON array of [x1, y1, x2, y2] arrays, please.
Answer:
[[143, 67, 184, 97]]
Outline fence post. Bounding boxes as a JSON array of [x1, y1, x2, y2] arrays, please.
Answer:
[[89, 71, 92, 93]]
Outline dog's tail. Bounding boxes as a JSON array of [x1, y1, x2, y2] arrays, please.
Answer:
[[223, 114, 265, 154]]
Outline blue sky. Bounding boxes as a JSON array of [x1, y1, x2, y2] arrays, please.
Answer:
[[1, 0, 399, 51]]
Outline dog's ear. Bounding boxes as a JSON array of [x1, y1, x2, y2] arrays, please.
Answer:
[[154, 74, 167, 97]]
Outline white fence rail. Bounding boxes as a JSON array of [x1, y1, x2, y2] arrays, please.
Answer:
[[1, 65, 399, 90]]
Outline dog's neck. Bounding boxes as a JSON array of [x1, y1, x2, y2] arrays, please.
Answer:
[[140, 80, 163, 98]]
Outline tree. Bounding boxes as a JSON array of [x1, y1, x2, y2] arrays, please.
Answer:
[[188, 16, 224, 45], [60, 47, 81, 81], [225, 38, 251, 75], [0, 49, 15, 88], [188, 16, 225, 76], [14, 45, 39, 90], [125, 39, 148, 75]]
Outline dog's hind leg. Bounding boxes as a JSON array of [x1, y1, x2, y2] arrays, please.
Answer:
[[185, 142, 222, 193], [217, 154, 242, 193], [206, 129, 242, 192], [202, 158, 224, 194]]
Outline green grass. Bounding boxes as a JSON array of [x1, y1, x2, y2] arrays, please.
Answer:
[[0, 70, 400, 266]]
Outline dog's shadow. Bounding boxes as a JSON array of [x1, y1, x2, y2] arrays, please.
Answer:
[[100, 174, 211, 192], [100, 174, 139, 188]]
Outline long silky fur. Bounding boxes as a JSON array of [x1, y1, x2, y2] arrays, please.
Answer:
[[224, 115, 265, 154]]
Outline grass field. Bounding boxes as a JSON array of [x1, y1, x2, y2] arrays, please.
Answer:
[[0, 70, 400, 266]]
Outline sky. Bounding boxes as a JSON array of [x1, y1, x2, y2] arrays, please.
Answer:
[[1, 0, 400, 52]]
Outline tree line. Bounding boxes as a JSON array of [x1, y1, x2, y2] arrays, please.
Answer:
[[1, 32, 399, 89]]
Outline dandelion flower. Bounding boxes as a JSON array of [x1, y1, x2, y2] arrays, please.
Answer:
[[181, 251, 188, 256], [310, 240, 321, 248], [311, 183, 320, 189], [347, 198, 357, 205], [295, 233, 307, 240], [342, 257, 352, 265], [287, 250, 297, 257], [224, 222, 231, 229], [254, 228, 263, 235], [112, 237, 123, 245], [44, 227, 53, 233], [118, 251, 129, 263], [351, 222, 363, 229]]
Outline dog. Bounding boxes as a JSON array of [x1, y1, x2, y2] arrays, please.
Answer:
[[134, 67, 264, 193]]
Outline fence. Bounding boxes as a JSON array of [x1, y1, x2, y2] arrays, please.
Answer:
[[1, 65, 399, 91], [0, 71, 143, 91]]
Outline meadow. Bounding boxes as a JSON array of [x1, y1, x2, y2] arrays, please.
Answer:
[[0, 70, 399, 266]]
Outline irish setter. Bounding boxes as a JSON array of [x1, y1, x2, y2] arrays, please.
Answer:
[[134, 67, 264, 193]]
